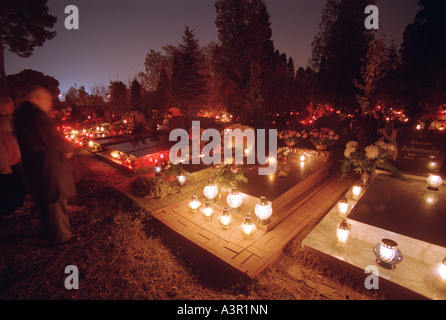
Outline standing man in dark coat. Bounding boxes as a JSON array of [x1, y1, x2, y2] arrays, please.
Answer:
[[14, 87, 76, 246]]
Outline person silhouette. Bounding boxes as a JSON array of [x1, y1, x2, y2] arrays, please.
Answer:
[[14, 87, 76, 246]]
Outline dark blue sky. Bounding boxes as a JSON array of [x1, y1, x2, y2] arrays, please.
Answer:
[[4, 0, 420, 95]]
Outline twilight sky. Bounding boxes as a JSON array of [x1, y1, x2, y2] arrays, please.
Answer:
[[4, 0, 421, 95]]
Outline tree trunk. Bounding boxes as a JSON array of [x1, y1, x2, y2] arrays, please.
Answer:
[[0, 34, 10, 96]]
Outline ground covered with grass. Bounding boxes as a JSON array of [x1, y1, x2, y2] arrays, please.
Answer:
[[0, 151, 388, 300]]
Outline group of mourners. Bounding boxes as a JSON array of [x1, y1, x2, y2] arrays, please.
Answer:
[[0, 86, 76, 247]]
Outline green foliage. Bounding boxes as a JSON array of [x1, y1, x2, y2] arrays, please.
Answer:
[[161, 161, 183, 179], [0, 0, 57, 94], [109, 81, 128, 112], [6, 69, 60, 101], [215, 0, 275, 117], [131, 176, 178, 199], [130, 78, 142, 112], [171, 26, 207, 118], [212, 164, 248, 193], [399, 0, 446, 119], [311, 0, 376, 110]]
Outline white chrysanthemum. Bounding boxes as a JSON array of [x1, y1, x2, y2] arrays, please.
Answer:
[[365, 145, 379, 159], [375, 140, 386, 149], [344, 148, 355, 158], [346, 141, 358, 150], [384, 143, 395, 151]]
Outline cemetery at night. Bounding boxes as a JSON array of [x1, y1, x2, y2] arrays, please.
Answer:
[[0, 0, 445, 307]]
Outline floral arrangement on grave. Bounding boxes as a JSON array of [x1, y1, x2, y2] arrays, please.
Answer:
[[212, 163, 248, 193], [309, 128, 339, 150], [340, 140, 406, 184], [161, 160, 183, 178], [278, 129, 308, 147], [276, 147, 293, 164]]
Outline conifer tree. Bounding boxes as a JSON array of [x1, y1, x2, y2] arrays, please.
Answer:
[[399, 0, 446, 119], [0, 0, 57, 95], [214, 0, 274, 119], [310, 0, 376, 112], [171, 26, 207, 121]]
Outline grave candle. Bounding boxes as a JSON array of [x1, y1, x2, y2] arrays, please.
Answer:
[[374, 239, 403, 269], [203, 178, 218, 201], [201, 200, 214, 219], [177, 173, 186, 186], [352, 182, 363, 200], [254, 196, 272, 225], [154, 166, 162, 174], [227, 187, 243, 212], [218, 209, 233, 229], [338, 196, 350, 218], [439, 258, 446, 282], [188, 195, 201, 211], [336, 220, 350, 245], [427, 172, 443, 191], [239, 215, 257, 239]]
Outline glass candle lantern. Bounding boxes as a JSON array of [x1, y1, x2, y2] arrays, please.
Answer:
[[352, 182, 363, 200], [203, 178, 219, 201], [439, 258, 446, 282], [227, 187, 243, 212], [427, 172, 443, 191], [188, 194, 201, 211], [336, 220, 350, 245], [338, 196, 350, 218], [218, 208, 233, 229], [177, 173, 187, 186], [254, 196, 273, 225], [373, 239, 403, 270], [201, 200, 214, 220], [239, 215, 257, 239]]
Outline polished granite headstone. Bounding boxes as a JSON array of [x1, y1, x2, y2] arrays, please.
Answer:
[[348, 174, 446, 247], [395, 128, 445, 174]]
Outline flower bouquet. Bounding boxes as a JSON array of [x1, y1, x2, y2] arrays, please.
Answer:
[[212, 163, 248, 193], [161, 160, 184, 179], [340, 140, 405, 183], [276, 147, 292, 164], [279, 129, 308, 147], [309, 128, 339, 150]]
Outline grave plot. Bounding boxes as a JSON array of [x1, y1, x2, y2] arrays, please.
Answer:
[[112, 143, 338, 278], [303, 129, 446, 299], [91, 134, 172, 171]]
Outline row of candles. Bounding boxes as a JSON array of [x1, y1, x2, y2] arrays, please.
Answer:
[[185, 178, 273, 239], [333, 172, 446, 290]]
